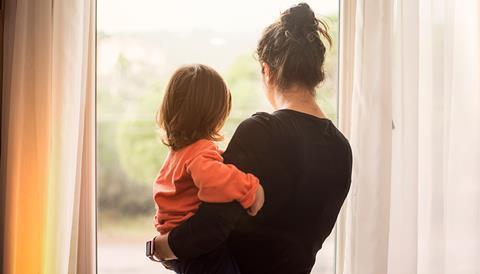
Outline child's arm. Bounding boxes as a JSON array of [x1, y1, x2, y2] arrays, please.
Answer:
[[186, 145, 260, 209]]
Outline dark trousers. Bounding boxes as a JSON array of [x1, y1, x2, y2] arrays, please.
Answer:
[[165, 244, 241, 274]]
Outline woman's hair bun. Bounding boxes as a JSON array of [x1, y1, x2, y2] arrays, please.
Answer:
[[256, 2, 332, 91], [280, 3, 318, 34]]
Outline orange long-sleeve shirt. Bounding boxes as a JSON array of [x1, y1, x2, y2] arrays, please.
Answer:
[[153, 139, 260, 235]]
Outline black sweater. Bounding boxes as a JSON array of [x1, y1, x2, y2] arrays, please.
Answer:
[[168, 109, 352, 274]]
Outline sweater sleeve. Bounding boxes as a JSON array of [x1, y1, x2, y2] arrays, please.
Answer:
[[168, 115, 270, 258], [186, 144, 259, 209]]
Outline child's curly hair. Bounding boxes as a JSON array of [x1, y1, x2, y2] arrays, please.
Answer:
[[156, 64, 232, 150]]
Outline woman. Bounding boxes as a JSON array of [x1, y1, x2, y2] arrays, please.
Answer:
[[152, 3, 352, 274]]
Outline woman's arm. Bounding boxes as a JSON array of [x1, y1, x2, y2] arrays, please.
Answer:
[[153, 232, 177, 260], [168, 202, 244, 258], [153, 202, 243, 259], [155, 116, 269, 259]]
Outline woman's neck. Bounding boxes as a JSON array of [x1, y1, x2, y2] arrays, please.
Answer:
[[273, 86, 327, 119]]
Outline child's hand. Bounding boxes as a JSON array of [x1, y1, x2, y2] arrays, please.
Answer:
[[248, 184, 264, 216]]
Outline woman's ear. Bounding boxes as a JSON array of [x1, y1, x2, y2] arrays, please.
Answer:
[[262, 62, 272, 84]]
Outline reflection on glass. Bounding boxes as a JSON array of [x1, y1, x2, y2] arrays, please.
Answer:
[[97, 1, 339, 273]]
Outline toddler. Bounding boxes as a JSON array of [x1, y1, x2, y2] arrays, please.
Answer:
[[152, 64, 264, 273]]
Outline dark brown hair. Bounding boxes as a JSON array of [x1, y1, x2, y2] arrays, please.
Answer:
[[256, 2, 332, 91], [156, 64, 231, 151]]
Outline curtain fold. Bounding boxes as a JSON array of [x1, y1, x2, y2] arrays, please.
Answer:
[[1, 0, 96, 273], [336, 0, 395, 273], [337, 0, 480, 273]]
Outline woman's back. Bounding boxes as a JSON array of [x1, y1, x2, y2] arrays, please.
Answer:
[[224, 110, 352, 274]]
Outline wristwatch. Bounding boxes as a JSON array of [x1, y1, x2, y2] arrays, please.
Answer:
[[146, 236, 164, 263]]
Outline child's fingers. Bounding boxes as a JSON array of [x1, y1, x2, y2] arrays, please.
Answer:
[[248, 207, 258, 216]]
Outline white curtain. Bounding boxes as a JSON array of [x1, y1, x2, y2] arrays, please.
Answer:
[[337, 0, 480, 273], [1, 0, 96, 273]]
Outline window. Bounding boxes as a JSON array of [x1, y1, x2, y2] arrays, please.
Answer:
[[97, 1, 339, 273]]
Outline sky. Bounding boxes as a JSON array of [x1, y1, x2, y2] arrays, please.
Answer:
[[98, 0, 338, 34]]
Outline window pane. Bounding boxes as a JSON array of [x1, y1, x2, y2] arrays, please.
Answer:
[[97, 1, 339, 273]]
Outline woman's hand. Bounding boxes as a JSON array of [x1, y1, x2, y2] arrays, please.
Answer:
[[153, 232, 178, 261], [248, 184, 264, 216]]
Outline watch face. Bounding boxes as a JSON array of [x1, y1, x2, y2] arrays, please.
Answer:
[[146, 240, 153, 256]]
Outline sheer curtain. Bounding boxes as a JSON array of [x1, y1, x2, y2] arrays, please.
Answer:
[[337, 0, 480, 273], [1, 0, 95, 274]]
